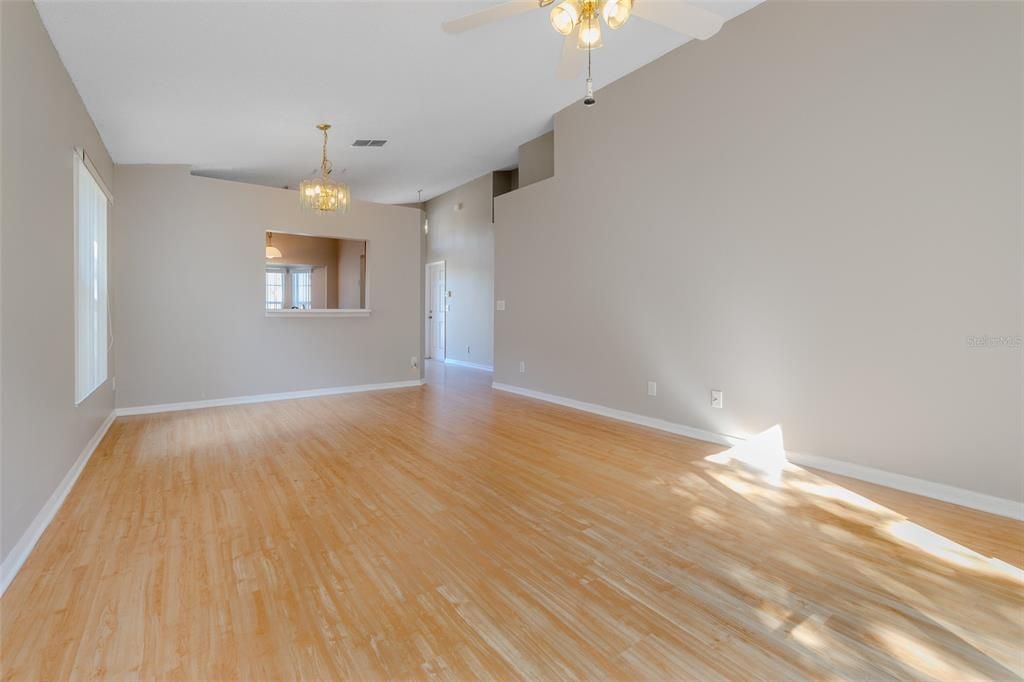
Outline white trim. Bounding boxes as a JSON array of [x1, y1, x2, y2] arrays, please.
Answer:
[[785, 451, 1024, 521], [73, 147, 113, 204], [492, 382, 742, 447], [0, 410, 116, 597], [116, 379, 425, 416], [425, 260, 446, 361], [491, 382, 1023, 521], [265, 309, 371, 318], [444, 358, 493, 372]]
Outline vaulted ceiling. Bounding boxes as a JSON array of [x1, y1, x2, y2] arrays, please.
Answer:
[[37, 1, 760, 203]]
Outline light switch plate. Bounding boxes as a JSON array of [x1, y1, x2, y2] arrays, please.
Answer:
[[496, 300, 506, 311], [647, 381, 657, 397], [711, 390, 723, 409]]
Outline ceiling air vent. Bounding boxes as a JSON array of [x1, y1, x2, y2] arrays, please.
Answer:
[[352, 139, 387, 147]]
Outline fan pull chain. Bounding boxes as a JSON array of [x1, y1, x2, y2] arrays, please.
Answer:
[[584, 29, 595, 106]]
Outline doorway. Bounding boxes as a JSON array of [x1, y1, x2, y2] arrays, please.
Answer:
[[425, 261, 446, 361]]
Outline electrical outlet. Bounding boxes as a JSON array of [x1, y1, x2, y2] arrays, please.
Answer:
[[519, 361, 526, 374], [711, 390, 723, 409], [411, 356, 418, 369], [647, 381, 657, 397], [496, 300, 506, 311]]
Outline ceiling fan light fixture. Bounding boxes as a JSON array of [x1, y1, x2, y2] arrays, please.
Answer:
[[550, 0, 580, 35], [601, 0, 632, 29], [577, 11, 602, 48]]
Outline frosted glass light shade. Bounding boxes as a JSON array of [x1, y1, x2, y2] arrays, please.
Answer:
[[266, 232, 282, 258], [602, 0, 632, 29], [550, 0, 580, 35], [577, 14, 602, 48]]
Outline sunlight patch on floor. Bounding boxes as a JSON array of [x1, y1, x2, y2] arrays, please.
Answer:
[[693, 426, 1023, 679], [704, 424, 787, 485], [873, 624, 961, 680], [884, 519, 1024, 581], [703, 425, 1022, 581], [788, 479, 893, 515]]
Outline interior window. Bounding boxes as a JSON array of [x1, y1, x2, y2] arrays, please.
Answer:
[[264, 232, 367, 311]]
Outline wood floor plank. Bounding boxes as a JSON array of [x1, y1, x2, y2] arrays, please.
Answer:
[[2, 362, 1022, 680]]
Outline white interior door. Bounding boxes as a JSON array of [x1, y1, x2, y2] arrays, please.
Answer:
[[427, 262, 445, 360]]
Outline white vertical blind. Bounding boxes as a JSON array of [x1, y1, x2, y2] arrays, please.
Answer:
[[75, 154, 109, 404], [265, 269, 284, 309]]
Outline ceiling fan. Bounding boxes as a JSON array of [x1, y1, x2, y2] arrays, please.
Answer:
[[442, 0, 725, 98]]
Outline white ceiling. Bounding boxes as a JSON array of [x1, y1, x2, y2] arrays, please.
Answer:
[[37, 1, 760, 204]]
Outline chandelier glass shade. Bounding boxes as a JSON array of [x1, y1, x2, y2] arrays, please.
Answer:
[[298, 124, 351, 214]]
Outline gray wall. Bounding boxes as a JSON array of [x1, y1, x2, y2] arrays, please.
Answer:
[[338, 239, 366, 309], [494, 0, 1022, 501], [113, 166, 422, 408], [1, 1, 116, 561], [518, 131, 554, 188], [425, 173, 495, 368]]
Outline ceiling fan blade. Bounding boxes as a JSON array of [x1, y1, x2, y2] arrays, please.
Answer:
[[632, 1, 724, 40], [557, 28, 585, 80], [442, 0, 537, 34]]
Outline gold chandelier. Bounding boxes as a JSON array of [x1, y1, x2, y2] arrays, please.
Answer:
[[549, 0, 633, 48], [299, 124, 351, 214]]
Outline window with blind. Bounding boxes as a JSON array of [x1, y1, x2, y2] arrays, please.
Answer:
[[74, 153, 109, 404], [291, 270, 312, 309], [265, 266, 314, 310], [265, 269, 284, 310]]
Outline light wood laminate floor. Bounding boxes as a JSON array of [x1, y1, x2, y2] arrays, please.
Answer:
[[2, 362, 1022, 680]]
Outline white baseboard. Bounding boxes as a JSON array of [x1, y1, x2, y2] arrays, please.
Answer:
[[0, 410, 117, 597], [443, 358, 494, 372], [492, 382, 743, 448], [492, 382, 1023, 521], [786, 451, 1024, 521], [116, 379, 426, 417]]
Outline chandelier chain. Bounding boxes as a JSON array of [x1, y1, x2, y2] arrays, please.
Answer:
[[321, 127, 331, 176]]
